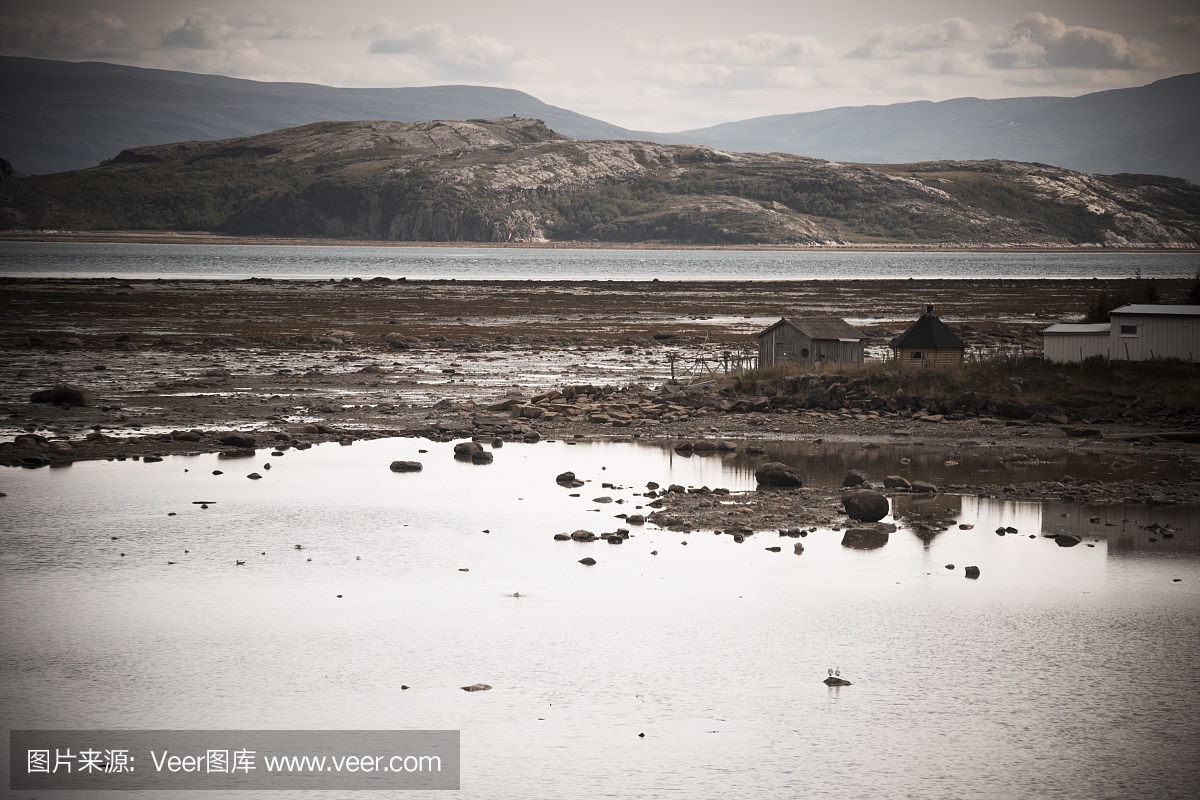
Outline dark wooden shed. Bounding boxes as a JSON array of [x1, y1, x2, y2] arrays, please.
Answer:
[[757, 317, 868, 367], [890, 305, 966, 366]]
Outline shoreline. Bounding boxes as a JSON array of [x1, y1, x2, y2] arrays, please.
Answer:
[[2, 229, 1198, 253]]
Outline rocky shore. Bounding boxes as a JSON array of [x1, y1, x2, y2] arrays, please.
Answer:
[[3, 276, 1198, 519]]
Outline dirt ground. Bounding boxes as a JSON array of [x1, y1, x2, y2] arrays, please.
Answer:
[[2, 275, 1198, 519]]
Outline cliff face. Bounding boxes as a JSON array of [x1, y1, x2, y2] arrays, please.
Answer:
[[5, 117, 1199, 246]]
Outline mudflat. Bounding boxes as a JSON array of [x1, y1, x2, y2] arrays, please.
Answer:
[[3, 275, 1198, 517]]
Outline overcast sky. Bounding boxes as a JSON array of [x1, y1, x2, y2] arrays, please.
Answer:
[[4, 1, 1199, 131]]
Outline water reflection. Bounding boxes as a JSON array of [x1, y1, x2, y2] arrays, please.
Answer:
[[1, 437, 1198, 800], [654, 437, 1175, 489]]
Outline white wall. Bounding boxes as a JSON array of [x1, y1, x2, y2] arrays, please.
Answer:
[[1110, 314, 1200, 362], [1043, 333, 1109, 363]]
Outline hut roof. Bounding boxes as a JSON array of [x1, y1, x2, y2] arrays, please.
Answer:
[[890, 305, 966, 350], [1041, 323, 1110, 335], [758, 317, 868, 341], [1110, 304, 1200, 317]]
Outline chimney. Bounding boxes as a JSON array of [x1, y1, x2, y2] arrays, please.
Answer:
[[925, 304, 934, 315]]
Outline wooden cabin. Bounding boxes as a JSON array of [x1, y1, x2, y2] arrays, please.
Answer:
[[890, 305, 965, 366], [757, 317, 868, 368]]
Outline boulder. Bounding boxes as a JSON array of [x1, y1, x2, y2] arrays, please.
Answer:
[[1053, 534, 1082, 547], [823, 676, 852, 686], [578, 557, 597, 566], [910, 480, 938, 494], [389, 460, 423, 472], [883, 475, 911, 490], [842, 469, 869, 488], [454, 441, 484, 460], [471, 450, 494, 465], [30, 384, 93, 406], [843, 490, 890, 522], [570, 530, 597, 542], [460, 683, 492, 692], [755, 462, 803, 487], [219, 433, 257, 449], [964, 566, 981, 578]]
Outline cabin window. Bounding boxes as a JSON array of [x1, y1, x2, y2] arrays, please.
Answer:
[[1119, 324, 1138, 336], [911, 351, 923, 359], [800, 347, 809, 358]]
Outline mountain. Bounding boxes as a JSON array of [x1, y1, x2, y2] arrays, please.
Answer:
[[670, 73, 1200, 183], [0, 56, 641, 175], [4, 56, 1198, 184], [3, 118, 1197, 247]]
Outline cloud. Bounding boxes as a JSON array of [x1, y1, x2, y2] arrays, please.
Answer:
[[360, 22, 550, 83], [988, 13, 1165, 70], [0, 10, 142, 60], [636, 32, 830, 67], [848, 18, 979, 59], [160, 8, 237, 50], [1163, 15, 1200, 35]]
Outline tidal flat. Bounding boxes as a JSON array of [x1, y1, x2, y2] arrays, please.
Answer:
[[2, 274, 1199, 797]]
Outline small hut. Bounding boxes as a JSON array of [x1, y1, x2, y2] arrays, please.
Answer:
[[890, 305, 965, 366], [1041, 322, 1110, 363], [757, 317, 867, 368]]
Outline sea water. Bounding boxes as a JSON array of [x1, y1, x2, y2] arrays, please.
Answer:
[[2, 438, 1197, 798], [2, 241, 1199, 281]]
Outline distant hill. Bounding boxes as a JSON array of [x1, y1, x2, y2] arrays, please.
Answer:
[[669, 73, 1200, 183], [3, 57, 1197, 184], [0, 56, 641, 175], [3, 117, 1196, 247]]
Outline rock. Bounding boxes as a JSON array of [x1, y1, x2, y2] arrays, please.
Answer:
[[592, 496, 613, 503], [30, 384, 93, 406], [460, 683, 492, 692], [755, 462, 803, 487], [823, 677, 852, 686], [578, 557, 597, 566], [842, 469, 869, 487], [843, 490, 889, 522], [794, 542, 805, 554], [964, 566, 981, 578], [143, 455, 163, 463], [626, 514, 645, 525], [570, 530, 597, 542], [471, 450, 494, 464], [389, 460, 423, 472], [1053, 534, 1082, 547], [765, 546, 782, 552], [910, 481, 938, 494], [553, 533, 571, 541], [247, 472, 262, 480], [218, 433, 257, 449], [453, 441, 484, 459], [745, 445, 766, 454], [883, 475, 911, 490]]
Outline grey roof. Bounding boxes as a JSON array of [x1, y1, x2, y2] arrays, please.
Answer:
[[1110, 304, 1200, 317], [1041, 323, 1111, 335], [759, 317, 868, 341], [890, 306, 966, 350]]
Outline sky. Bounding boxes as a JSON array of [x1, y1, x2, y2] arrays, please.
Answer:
[[3, 1, 1199, 131]]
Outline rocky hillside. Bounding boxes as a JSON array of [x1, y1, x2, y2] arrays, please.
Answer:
[[3, 117, 1199, 246]]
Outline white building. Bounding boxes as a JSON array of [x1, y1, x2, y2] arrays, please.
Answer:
[[1110, 304, 1200, 362], [1041, 323, 1111, 363], [1041, 305, 1200, 363]]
